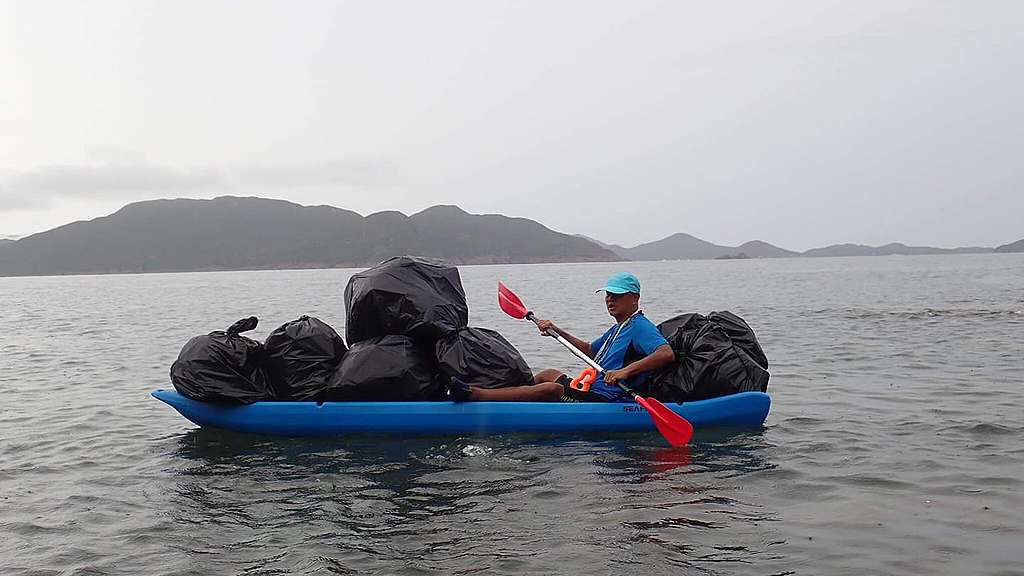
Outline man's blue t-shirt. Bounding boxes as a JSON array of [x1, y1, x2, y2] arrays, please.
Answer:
[[588, 311, 669, 401]]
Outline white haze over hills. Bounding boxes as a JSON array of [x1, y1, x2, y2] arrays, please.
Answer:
[[1, 1, 1021, 250]]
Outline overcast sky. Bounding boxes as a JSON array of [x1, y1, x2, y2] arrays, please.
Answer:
[[2, 1, 1021, 249]]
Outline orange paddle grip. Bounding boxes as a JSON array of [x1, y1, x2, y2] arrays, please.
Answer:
[[569, 367, 597, 392]]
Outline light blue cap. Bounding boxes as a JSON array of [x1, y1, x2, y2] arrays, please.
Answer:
[[597, 272, 641, 295]]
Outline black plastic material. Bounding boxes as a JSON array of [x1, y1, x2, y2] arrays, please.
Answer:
[[435, 327, 533, 389], [344, 256, 468, 345], [264, 315, 348, 401], [650, 312, 769, 403], [169, 316, 272, 404], [707, 311, 769, 369], [326, 335, 443, 401]]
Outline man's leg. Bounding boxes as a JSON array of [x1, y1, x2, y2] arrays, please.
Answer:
[[468, 382, 563, 401], [533, 368, 565, 384], [458, 369, 610, 402], [532, 369, 612, 402]]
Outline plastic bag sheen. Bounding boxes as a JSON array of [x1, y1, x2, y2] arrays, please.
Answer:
[[326, 335, 443, 401], [343, 256, 468, 345], [169, 316, 272, 404], [650, 311, 769, 402], [264, 315, 348, 401], [435, 327, 533, 389]]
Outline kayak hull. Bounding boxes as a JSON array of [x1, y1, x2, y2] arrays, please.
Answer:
[[151, 389, 770, 437]]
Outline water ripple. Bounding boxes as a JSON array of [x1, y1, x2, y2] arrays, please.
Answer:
[[2, 256, 1024, 575]]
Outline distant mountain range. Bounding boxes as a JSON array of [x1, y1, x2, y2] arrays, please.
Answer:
[[612, 233, 800, 260], [995, 239, 1024, 253], [802, 242, 993, 257], [0, 197, 619, 276], [578, 234, 1003, 260], [0, 196, 1019, 277], [574, 234, 798, 259]]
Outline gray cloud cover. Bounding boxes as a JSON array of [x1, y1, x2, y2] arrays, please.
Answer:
[[230, 159, 401, 189], [0, 159, 400, 212], [1, 1, 1021, 248], [4, 163, 222, 198]]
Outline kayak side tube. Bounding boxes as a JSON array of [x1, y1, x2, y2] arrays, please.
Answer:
[[151, 389, 771, 437]]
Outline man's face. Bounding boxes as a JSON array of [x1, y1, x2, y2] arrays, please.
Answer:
[[605, 291, 640, 318]]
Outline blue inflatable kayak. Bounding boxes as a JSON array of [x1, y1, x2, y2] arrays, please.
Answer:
[[151, 389, 770, 437]]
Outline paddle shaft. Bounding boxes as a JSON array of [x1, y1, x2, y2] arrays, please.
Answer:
[[614, 381, 641, 401], [525, 311, 652, 402], [525, 312, 604, 374], [502, 289, 692, 445], [532, 315, 645, 402], [527, 315, 663, 405]]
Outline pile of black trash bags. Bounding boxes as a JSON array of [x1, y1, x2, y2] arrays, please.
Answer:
[[647, 311, 770, 403], [169, 256, 534, 403], [170, 255, 770, 404]]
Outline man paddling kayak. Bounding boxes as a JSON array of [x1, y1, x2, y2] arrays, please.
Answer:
[[460, 272, 676, 402]]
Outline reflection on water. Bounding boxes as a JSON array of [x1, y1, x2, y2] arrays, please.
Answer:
[[166, 428, 780, 574]]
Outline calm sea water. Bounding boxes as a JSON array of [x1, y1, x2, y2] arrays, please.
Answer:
[[1, 255, 1023, 575]]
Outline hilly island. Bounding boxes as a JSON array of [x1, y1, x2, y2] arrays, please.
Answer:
[[0, 196, 1020, 277]]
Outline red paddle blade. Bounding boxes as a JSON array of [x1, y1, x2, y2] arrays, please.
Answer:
[[635, 396, 694, 447], [497, 282, 529, 319]]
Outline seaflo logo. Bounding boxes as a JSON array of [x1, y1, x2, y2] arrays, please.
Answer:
[[623, 405, 644, 413]]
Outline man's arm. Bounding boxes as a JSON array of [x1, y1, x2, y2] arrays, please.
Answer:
[[603, 344, 675, 384], [534, 319, 593, 357]]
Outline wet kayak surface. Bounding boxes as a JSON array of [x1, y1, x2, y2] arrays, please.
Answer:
[[150, 389, 770, 435], [2, 255, 1023, 575]]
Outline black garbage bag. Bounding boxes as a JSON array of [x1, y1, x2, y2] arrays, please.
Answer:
[[344, 256, 468, 345], [707, 311, 769, 369], [656, 313, 707, 350], [325, 335, 443, 401], [169, 316, 272, 404], [650, 311, 769, 403], [264, 315, 348, 401], [435, 327, 533, 389]]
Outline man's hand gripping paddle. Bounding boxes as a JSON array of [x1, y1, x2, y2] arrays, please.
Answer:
[[497, 282, 693, 447], [497, 282, 599, 390]]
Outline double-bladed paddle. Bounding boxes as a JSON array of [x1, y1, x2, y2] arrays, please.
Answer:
[[498, 282, 693, 447]]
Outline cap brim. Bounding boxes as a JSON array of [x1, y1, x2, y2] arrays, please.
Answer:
[[596, 286, 632, 294]]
